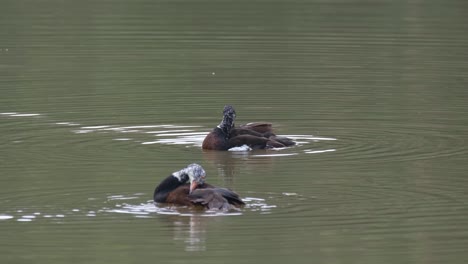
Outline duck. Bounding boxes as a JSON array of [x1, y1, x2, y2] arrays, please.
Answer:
[[202, 105, 296, 150], [153, 163, 245, 210]]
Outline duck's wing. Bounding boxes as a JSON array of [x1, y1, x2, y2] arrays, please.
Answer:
[[188, 188, 244, 210], [188, 189, 229, 210], [228, 134, 289, 149], [269, 136, 296, 147], [239, 122, 273, 134], [164, 185, 193, 206], [237, 123, 296, 147], [212, 188, 245, 206], [228, 134, 270, 149], [230, 127, 265, 138]]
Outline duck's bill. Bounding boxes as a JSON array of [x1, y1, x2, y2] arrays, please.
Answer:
[[189, 181, 198, 194]]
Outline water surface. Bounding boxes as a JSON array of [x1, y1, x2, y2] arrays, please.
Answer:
[[1, 0, 468, 263]]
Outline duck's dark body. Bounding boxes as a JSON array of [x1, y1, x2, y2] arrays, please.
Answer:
[[202, 106, 296, 151], [238, 122, 273, 134], [201, 126, 276, 150], [154, 173, 244, 210], [201, 127, 230, 151], [189, 187, 245, 210]]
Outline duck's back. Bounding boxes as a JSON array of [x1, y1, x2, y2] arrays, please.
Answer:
[[239, 122, 273, 134], [162, 183, 215, 206], [188, 187, 244, 210]]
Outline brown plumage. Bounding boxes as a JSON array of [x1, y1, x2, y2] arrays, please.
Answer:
[[153, 164, 244, 210], [164, 183, 214, 206], [189, 188, 246, 210], [202, 106, 296, 150]]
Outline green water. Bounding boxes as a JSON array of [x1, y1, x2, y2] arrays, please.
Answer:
[[1, 0, 468, 263]]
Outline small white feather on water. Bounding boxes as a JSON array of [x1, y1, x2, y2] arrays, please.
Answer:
[[228, 145, 252, 151]]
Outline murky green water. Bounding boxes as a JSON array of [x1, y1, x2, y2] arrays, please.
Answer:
[[2, 0, 468, 263]]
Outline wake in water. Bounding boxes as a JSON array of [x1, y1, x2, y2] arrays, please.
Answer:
[[0, 192, 309, 222], [1, 111, 337, 156], [106, 194, 276, 217]]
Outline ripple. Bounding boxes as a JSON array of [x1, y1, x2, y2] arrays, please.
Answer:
[[104, 193, 279, 217], [303, 149, 336, 154], [65, 122, 209, 148], [252, 153, 298, 157], [0, 215, 14, 220], [0, 191, 307, 223], [1, 112, 337, 167], [17, 218, 32, 222], [54, 117, 332, 153], [146, 129, 193, 134], [21, 215, 36, 219], [55, 122, 80, 126], [325, 122, 468, 162], [1, 112, 41, 117], [155, 132, 208, 137], [107, 194, 140, 201]]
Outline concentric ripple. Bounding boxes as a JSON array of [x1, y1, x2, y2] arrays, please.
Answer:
[[0, 191, 307, 222], [322, 122, 468, 162], [65, 122, 331, 153], [3, 110, 467, 163], [104, 191, 303, 217]]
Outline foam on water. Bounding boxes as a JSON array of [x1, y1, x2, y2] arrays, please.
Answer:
[[304, 149, 336, 154], [1, 112, 41, 117], [0, 215, 14, 220], [252, 153, 298, 157], [0, 192, 306, 224], [2, 111, 337, 156]]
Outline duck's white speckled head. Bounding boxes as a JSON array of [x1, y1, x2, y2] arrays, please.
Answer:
[[173, 163, 206, 193]]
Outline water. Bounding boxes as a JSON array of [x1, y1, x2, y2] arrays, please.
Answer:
[[1, 0, 468, 263]]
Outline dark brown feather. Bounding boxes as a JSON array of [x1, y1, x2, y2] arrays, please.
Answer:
[[228, 134, 270, 149], [188, 188, 245, 210], [160, 183, 244, 210], [201, 107, 295, 150], [202, 129, 229, 150], [239, 122, 273, 134]]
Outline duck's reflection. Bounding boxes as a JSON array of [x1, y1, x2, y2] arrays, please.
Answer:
[[156, 152, 276, 251], [165, 213, 213, 251], [202, 149, 275, 186]]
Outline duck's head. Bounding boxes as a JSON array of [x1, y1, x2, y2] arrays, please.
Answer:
[[218, 105, 236, 136], [223, 105, 236, 119], [173, 163, 206, 194]]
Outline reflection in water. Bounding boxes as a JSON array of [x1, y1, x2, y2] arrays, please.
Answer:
[[202, 150, 265, 181], [168, 214, 209, 251], [105, 201, 220, 251], [201, 136, 335, 184], [103, 194, 284, 251], [2, 191, 278, 252]]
